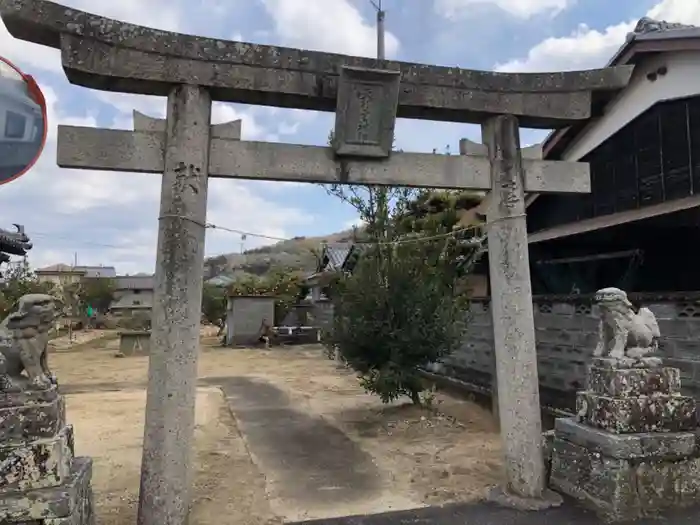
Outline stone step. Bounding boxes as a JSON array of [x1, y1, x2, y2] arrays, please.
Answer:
[[0, 392, 65, 443], [586, 364, 681, 398], [554, 417, 697, 459], [0, 425, 74, 494], [576, 391, 696, 433], [549, 433, 700, 521], [0, 456, 93, 524]]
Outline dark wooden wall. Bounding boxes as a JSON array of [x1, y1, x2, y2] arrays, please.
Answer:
[[529, 95, 700, 233], [524, 95, 700, 294]]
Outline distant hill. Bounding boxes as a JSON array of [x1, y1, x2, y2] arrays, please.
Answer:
[[204, 190, 486, 283], [204, 229, 356, 281]]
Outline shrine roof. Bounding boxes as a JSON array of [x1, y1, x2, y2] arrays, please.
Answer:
[[543, 17, 700, 159], [0, 225, 31, 256]]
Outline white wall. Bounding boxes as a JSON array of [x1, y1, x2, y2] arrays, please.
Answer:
[[0, 76, 41, 143], [563, 51, 700, 161]]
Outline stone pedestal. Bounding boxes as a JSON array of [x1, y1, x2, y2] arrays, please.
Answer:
[[0, 387, 94, 524], [550, 357, 700, 521], [118, 330, 151, 356]]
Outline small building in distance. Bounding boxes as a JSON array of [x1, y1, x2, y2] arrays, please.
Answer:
[[303, 193, 490, 302], [35, 263, 116, 288], [225, 294, 275, 346], [109, 274, 154, 318], [303, 242, 357, 302], [80, 265, 117, 279]]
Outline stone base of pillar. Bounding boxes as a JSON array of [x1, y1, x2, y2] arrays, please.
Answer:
[[486, 485, 563, 511], [118, 330, 151, 357], [550, 359, 700, 521], [0, 388, 95, 525], [550, 418, 700, 521]]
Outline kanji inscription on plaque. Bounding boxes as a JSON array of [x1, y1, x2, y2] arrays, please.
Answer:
[[333, 65, 400, 158]]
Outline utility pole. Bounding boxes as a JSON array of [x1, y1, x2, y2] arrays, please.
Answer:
[[66, 251, 79, 343], [371, 0, 385, 60]]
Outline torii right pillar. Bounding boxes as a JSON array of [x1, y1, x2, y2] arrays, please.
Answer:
[[482, 115, 562, 508]]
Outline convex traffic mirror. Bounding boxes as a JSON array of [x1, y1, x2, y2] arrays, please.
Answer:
[[0, 56, 47, 185]]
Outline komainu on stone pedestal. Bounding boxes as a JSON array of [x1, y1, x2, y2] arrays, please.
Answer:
[[592, 287, 660, 360], [549, 288, 700, 521], [0, 295, 95, 524]]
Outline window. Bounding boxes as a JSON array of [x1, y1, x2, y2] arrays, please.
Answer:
[[4, 110, 26, 139], [133, 300, 141, 305], [32, 116, 42, 141]]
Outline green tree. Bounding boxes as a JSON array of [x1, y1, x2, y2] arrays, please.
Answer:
[[266, 268, 305, 323], [57, 281, 82, 331], [201, 284, 227, 330], [226, 268, 305, 324], [76, 277, 116, 313], [321, 135, 486, 405], [329, 239, 472, 404], [0, 259, 53, 319]]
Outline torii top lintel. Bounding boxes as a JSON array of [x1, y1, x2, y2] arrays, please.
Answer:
[[0, 0, 633, 129]]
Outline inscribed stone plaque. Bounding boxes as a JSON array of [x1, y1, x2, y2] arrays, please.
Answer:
[[333, 65, 400, 158]]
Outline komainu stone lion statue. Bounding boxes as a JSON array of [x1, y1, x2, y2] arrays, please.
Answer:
[[0, 294, 57, 392], [592, 287, 660, 360]]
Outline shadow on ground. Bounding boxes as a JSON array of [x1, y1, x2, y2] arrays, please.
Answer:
[[290, 499, 700, 525]]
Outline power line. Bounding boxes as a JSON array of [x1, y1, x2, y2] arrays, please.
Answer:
[[20, 210, 505, 252], [206, 224, 289, 242]]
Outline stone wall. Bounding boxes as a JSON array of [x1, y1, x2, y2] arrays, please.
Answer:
[[442, 293, 700, 413], [310, 299, 334, 334], [305, 293, 700, 413]]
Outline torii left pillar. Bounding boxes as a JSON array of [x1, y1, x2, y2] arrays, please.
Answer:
[[138, 85, 211, 525]]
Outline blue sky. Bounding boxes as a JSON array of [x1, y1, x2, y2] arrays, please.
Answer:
[[0, 0, 697, 273]]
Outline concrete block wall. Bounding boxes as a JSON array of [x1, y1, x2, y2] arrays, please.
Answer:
[[648, 299, 700, 398], [304, 293, 700, 411], [442, 294, 700, 412], [310, 299, 334, 334], [225, 295, 275, 345]]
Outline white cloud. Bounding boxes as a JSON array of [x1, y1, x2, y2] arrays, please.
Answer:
[[74, 0, 182, 32], [0, 0, 182, 76], [496, 0, 700, 72], [0, 0, 317, 274], [344, 217, 365, 230], [435, 0, 572, 20], [259, 0, 400, 57], [211, 103, 267, 140]]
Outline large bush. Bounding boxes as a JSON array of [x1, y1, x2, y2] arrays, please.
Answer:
[[0, 259, 53, 319], [328, 241, 470, 404], [321, 179, 484, 405]]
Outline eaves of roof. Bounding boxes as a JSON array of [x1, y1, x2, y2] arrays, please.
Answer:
[[542, 17, 700, 161]]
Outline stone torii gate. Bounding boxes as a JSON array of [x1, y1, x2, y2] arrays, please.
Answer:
[[0, 0, 633, 522]]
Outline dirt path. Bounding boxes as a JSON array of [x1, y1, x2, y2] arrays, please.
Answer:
[[67, 387, 273, 525], [214, 376, 419, 522], [50, 335, 503, 524]]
